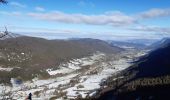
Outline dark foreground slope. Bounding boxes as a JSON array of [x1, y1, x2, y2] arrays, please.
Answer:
[[0, 36, 123, 84], [130, 42, 170, 78], [98, 40, 170, 100]]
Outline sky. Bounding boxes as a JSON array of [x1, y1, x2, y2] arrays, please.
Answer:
[[0, 0, 170, 40]]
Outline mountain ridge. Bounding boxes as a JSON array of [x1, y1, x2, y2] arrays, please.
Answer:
[[0, 35, 123, 84]]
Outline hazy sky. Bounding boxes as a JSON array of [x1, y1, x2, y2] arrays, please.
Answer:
[[0, 0, 170, 40]]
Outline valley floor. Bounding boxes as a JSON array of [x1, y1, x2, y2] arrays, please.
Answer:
[[0, 50, 147, 100]]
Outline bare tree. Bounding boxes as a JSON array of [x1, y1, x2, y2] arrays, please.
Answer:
[[0, 0, 8, 38], [0, 0, 7, 4], [0, 27, 9, 38]]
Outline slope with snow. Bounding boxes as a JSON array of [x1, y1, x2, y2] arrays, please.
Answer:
[[0, 50, 146, 99]]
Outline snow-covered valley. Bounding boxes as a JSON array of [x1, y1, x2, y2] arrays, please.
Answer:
[[0, 50, 147, 100]]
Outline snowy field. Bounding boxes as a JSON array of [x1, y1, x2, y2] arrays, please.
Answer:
[[0, 51, 146, 100]]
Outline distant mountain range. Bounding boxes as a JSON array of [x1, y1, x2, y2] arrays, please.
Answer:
[[108, 38, 167, 51], [126, 39, 158, 46], [108, 40, 147, 49]]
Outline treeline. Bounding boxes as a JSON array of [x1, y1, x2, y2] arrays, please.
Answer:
[[124, 75, 170, 92]]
